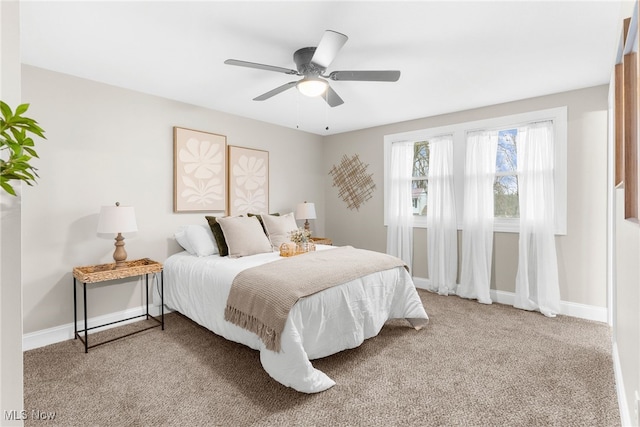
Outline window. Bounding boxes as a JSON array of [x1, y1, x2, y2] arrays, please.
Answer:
[[494, 128, 519, 218], [412, 141, 429, 216], [384, 107, 567, 234]]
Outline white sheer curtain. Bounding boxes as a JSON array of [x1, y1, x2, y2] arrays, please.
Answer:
[[386, 141, 414, 269], [458, 130, 497, 304], [514, 121, 560, 317], [426, 135, 457, 295]]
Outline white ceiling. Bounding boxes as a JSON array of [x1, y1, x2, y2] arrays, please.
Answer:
[[19, 1, 635, 136]]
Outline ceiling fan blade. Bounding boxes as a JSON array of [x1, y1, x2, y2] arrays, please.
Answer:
[[329, 70, 401, 82], [225, 59, 298, 75], [310, 30, 348, 69], [322, 86, 344, 107], [253, 81, 297, 101]]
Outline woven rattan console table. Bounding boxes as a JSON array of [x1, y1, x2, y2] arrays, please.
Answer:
[[73, 258, 163, 353]]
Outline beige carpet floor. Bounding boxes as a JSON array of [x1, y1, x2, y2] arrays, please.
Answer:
[[23, 290, 620, 426]]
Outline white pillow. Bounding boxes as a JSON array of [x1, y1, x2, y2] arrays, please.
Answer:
[[175, 225, 218, 257], [174, 227, 195, 254], [261, 212, 298, 250], [216, 216, 273, 258], [188, 224, 218, 256]]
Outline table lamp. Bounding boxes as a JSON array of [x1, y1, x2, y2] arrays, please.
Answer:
[[296, 201, 316, 231], [97, 202, 138, 268]]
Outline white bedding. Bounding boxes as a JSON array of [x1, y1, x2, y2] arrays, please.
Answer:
[[163, 245, 429, 393]]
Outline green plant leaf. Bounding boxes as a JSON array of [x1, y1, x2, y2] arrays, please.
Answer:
[[0, 101, 12, 120], [24, 147, 38, 157], [0, 100, 47, 196], [15, 103, 29, 116], [0, 179, 17, 196]]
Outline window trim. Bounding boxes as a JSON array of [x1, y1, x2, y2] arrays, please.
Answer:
[[383, 106, 567, 235], [384, 126, 460, 229]]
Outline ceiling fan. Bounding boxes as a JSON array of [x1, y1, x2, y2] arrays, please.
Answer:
[[224, 30, 401, 107]]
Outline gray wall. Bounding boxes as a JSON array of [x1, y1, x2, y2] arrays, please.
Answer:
[[21, 65, 325, 334], [323, 85, 609, 308]]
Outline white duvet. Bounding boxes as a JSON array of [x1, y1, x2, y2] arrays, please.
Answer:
[[163, 245, 429, 393]]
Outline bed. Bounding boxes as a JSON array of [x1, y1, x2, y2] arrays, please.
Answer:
[[163, 244, 428, 393]]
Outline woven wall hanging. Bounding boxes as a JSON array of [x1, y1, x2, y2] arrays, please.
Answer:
[[329, 154, 376, 211]]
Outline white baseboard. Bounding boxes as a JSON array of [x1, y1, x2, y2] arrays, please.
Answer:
[[412, 277, 429, 289], [23, 305, 170, 351], [612, 342, 633, 426], [412, 276, 607, 323]]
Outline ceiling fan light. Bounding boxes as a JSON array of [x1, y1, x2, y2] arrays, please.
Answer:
[[296, 78, 328, 97]]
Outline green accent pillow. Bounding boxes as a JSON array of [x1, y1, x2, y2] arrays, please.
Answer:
[[205, 216, 229, 257]]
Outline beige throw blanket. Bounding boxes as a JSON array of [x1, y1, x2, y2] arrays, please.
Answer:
[[224, 246, 407, 352]]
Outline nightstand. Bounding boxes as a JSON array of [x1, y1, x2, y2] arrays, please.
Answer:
[[310, 237, 332, 245], [72, 258, 163, 353]]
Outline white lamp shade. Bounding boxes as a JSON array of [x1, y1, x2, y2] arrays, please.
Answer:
[[296, 202, 317, 220], [97, 205, 138, 234], [296, 78, 328, 97]]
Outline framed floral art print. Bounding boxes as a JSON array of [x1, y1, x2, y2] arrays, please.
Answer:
[[174, 127, 227, 212], [227, 146, 269, 216]]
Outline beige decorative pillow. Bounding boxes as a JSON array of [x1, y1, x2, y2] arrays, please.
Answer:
[[261, 212, 298, 250], [247, 212, 280, 234], [216, 216, 273, 258]]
